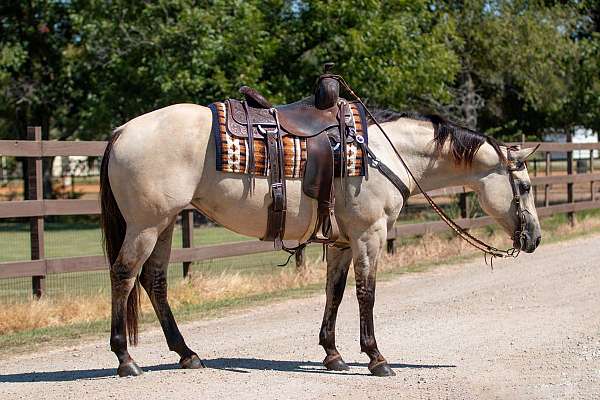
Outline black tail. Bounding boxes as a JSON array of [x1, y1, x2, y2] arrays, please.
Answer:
[[100, 130, 140, 346]]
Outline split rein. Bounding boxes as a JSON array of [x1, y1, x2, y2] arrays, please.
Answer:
[[334, 76, 526, 265]]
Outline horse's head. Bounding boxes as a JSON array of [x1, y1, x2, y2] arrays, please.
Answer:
[[475, 146, 541, 253]]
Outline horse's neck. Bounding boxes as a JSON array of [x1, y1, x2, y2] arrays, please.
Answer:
[[384, 119, 497, 193]]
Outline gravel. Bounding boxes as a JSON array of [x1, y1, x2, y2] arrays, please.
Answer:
[[1, 234, 599, 399]]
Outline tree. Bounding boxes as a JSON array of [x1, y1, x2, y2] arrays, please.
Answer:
[[1, 0, 598, 146], [64, 0, 280, 139], [259, 0, 460, 110], [434, 0, 584, 138], [0, 1, 79, 195]]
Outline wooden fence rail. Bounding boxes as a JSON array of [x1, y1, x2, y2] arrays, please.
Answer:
[[1, 129, 598, 297]]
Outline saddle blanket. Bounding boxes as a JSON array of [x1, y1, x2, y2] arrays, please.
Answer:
[[210, 101, 368, 178]]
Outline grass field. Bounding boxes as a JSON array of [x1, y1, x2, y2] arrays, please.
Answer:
[[0, 221, 252, 262], [2, 205, 600, 302], [0, 219, 327, 302]]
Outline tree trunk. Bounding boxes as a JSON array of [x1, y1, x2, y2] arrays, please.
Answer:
[[461, 71, 479, 130]]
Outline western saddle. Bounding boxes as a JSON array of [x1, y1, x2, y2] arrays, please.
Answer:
[[224, 64, 365, 250]]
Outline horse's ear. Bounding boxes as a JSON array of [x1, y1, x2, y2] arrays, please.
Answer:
[[512, 144, 540, 161]]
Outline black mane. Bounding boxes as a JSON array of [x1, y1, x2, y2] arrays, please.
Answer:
[[368, 110, 506, 165]]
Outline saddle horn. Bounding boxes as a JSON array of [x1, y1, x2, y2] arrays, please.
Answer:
[[315, 63, 340, 110]]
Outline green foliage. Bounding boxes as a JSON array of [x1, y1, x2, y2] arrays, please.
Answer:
[[261, 0, 460, 109], [435, 1, 580, 138], [0, 1, 598, 141], [66, 0, 280, 139]]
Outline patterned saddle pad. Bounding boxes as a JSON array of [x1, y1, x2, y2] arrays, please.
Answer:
[[209, 101, 368, 178]]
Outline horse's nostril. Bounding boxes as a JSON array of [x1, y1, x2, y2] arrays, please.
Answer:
[[535, 237, 541, 247]]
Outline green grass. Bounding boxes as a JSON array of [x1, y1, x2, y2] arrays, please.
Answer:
[[0, 228, 323, 303], [0, 220, 261, 302], [2, 207, 600, 303], [0, 221, 253, 262]]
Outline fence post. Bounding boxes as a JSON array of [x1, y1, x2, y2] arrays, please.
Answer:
[[386, 238, 396, 254], [28, 126, 45, 298], [544, 152, 551, 207], [532, 157, 538, 205], [566, 130, 574, 226], [590, 149, 594, 201], [295, 247, 307, 270], [181, 209, 193, 278], [459, 191, 469, 219]]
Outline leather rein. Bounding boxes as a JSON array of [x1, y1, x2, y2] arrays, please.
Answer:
[[333, 75, 530, 261]]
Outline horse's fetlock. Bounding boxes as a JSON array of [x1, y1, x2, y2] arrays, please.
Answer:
[[319, 332, 333, 348], [360, 337, 377, 353], [169, 340, 190, 355], [110, 334, 128, 352]]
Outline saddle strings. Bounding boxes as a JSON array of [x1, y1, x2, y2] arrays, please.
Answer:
[[334, 76, 519, 261]]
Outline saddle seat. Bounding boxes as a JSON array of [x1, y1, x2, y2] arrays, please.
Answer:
[[227, 93, 343, 139]]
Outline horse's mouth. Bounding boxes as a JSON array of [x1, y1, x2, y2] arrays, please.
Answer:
[[513, 232, 541, 253]]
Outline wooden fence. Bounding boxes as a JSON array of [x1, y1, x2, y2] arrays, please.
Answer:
[[2, 127, 600, 297]]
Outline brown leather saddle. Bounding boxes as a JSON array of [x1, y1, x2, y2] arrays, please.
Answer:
[[223, 65, 364, 250]]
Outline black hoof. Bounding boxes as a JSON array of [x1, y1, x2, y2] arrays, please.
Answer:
[[370, 362, 396, 377], [117, 361, 143, 377], [180, 353, 205, 369], [324, 356, 350, 371]]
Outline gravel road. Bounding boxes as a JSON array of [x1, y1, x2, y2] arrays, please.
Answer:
[[1, 234, 599, 399]]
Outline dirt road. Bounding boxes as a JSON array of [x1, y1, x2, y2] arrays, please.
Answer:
[[1, 234, 599, 399]]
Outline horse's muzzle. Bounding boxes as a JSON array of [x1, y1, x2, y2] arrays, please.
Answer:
[[514, 231, 541, 253]]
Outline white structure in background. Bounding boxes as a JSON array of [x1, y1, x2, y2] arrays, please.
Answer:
[[52, 156, 99, 186], [0, 156, 8, 184], [543, 127, 598, 159]]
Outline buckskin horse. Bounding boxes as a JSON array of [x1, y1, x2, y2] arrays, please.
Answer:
[[100, 73, 541, 377]]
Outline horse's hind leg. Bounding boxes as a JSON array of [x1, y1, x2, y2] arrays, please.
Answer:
[[352, 218, 396, 377], [110, 226, 159, 377], [319, 246, 353, 371], [139, 220, 204, 369]]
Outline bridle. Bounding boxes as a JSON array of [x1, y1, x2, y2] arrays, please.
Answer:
[[333, 75, 534, 261], [506, 146, 538, 254]]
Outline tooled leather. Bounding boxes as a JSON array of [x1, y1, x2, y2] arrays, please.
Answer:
[[226, 98, 353, 139]]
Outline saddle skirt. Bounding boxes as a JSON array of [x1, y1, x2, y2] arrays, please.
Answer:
[[210, 100, 368, 178]]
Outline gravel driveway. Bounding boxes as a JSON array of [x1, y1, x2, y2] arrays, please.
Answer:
[[1, 234, 599, 399]]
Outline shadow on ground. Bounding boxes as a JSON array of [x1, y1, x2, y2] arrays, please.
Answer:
[[0, 358, 456, 382]]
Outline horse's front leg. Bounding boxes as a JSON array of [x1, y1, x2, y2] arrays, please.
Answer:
[[319, 246, 353, 370], [352, 219, 396, 377]]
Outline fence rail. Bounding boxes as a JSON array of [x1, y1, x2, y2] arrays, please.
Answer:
[[1, 129, 598, 297]]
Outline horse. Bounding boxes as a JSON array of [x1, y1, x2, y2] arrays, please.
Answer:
[[99, 103, 541, 377]]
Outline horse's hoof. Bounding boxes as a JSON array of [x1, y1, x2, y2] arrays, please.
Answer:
[[117, 361, 143, 377], [180, 353, 205, 369], [370, 362, 396, 377], [324, 355, 350, 371]]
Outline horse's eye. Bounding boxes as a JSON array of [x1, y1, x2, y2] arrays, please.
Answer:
[[520, 182, 531, 193]]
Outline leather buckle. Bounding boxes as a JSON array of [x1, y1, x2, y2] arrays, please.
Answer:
[[271, 183, 285, 211]]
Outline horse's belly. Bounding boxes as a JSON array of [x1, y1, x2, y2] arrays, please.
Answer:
[[191, 175, 317, 242]]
